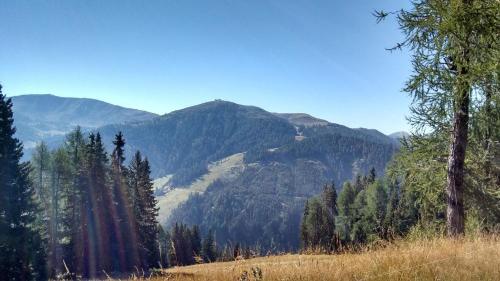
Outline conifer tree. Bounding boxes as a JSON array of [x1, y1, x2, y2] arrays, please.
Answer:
[[365, 180, 388, 239], [110, 132, 137, 271], [0, 86, 47, 280], [337, 182, 356, 242], [48, 147, 72, 276], [321, 183, 337, 251], [384, 181, 400, 239], [138, 157, 160, 268], [190, 225, 202, 257], [157, 225, 171, 268], [31, 142, 51, 209], [300, 200, 310, 248], [351, 190, 368, 243], [128, 151, 159, 268], [201, 229, 217, 263], [61, 127, 87, 276]]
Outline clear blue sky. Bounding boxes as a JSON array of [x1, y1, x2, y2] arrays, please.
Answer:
[[0, 0, 412, 134]]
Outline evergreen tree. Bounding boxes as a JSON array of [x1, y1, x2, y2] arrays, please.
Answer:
[[138, 157, 160, 268], [300, 200, 310, 249], [110, 132, 137, 272], [337, 182, 356, 242], [0, 86, 47, 280], [321, 183, 337, 251], [364, 180, 388, 240], [157, 225, 171, 268], [48, 147, 72, 276], [129, 151, 160, 268], [76, 132, 114, 277], [384, 181, 400, 239], [322, 183, 338, 217], [351, 190, 368, 243], [201, 229, 217, 263], [31, 142, 51, 209], [367, 168, 376, 184], [61, 127, 87, 276], [190, 225, 202, 257]]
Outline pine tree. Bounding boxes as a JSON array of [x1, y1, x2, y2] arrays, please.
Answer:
[[300, 200, 310, 249], [94, 133, 114, 272], [128, 151, 159, 269], [351, 190, 367, 243], [190, 225, 202, 257], [322, 183, 338, 217], [157, 225, 170, 268], [306, 198, 326, 250], [61, 127, 87, 276], [367, 168, 376, 184], [76, 132, 113, 277], [31, 142, 51, 209], [110, 132, 137, 272], [384, 181, 400, 239], [337, 182, 356, 242], [365, 180, 388, 240], [201, 229, 217, 263], [0, 86, 47, 280], [138, 157, 160, 268], [321, 183, 337, 251], [48, 147, 72, 276]]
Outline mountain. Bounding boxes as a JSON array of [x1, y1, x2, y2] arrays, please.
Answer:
[[98, 100, 399, 250], [12, 95, 399, 251], [11, 94, 158, 151], [389, 131, 410, 140], [274, 113, 330, 127], [99, 100, 297, 181]]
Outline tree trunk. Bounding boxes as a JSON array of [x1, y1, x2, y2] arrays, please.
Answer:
[[446, 61, 470, 237], [446, 0, 473, 237], [446, 89, 469, 236]]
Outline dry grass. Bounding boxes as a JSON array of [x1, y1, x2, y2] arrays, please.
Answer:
[[147, 235, 499, 281]]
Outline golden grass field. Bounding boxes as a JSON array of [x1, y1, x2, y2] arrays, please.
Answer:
[[145, 236, 500, 281]]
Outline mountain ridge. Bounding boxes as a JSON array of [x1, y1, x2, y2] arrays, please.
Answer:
[[11, 94, 158, 153], [12, 95, 400, 250]]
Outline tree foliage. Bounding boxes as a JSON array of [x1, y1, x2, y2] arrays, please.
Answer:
[[377, 0, 499, 235]]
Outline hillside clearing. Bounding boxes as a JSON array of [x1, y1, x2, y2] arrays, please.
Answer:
[[155, 153, 245, 226], [153, 236, 499, 281]]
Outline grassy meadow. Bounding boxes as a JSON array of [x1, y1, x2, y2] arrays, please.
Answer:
[[139, 235, 500, 281]]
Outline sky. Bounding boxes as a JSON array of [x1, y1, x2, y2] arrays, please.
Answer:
[[0, 0, 413, 134]]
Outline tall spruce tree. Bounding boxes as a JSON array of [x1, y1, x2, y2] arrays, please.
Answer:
[[0, 86, 47, 280], [337, 182, 356, 242], [31, 142, 51, 211], [201, 229, 217, 263], [110, 132, 137, 271], [300, 200, 310, 249], [190, 225, 202, 257], [128, 151, 159, 269], [62, 127, 87, 276], [138, 157, 160, 268]]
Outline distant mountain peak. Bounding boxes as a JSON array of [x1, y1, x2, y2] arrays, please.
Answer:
[[389, 131, 410, 139], [274, 113, 330, 127], [11, 94, 158, 154]]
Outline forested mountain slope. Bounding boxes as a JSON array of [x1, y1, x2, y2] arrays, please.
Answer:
[[169, 133, 397, 250], [12, 94, 158, 152], [100, 100, 398, 181], [13, 96, 399, 250], [98, 100, 399, 250], [99, 100, 298, 181]]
